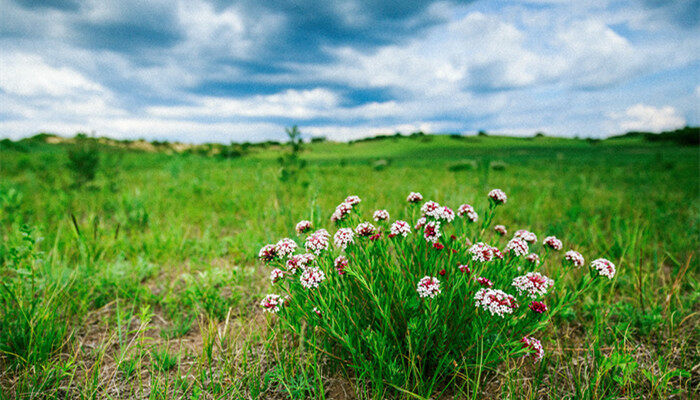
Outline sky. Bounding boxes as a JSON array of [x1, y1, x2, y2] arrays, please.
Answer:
[[0, 0, 698, 143]]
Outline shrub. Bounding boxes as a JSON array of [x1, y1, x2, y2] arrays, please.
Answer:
[[258, 190, 617, 397], [66, 140, 100, 187]]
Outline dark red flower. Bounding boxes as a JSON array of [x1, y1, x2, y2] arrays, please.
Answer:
[[529, 301, 547, 313], [433, 242, 445, 250], [438, 269, 446, 276]]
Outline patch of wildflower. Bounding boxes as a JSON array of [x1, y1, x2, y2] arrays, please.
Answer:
[[475, 288, 518, 317], [333, 228, 355, 250], [305, 232, 329, 255], [344, 195, 361, 206], [286, 253, 315, 273], [417, 276, 441, 298], [591, 258, 616, 279], [275, 238, 298, 258], [543, 236, 563, 250], [564, 250, 585, 267], [407, 192, 423, 203], [423, 221, 441, 243], [300, 267, 326, 289], [334, 255, 348, 275], [270, 268, 284, 284], [512, 272, 554, 298], [331, 202, 353, 222], [477, 277, 493, 288], [373, 209, 390, 221], [258, 244, 277, 262], [457, 204, 478, 222], [436, 206, 455, 222], [414, 216, 426, 230]]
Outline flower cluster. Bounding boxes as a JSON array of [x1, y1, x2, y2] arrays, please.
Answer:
[[345, 195, 361, 206], [286, 253, 315, 273], [260, 294, 282, 313], [525, 253, 540, 265], [334, 255, 348, 275], [270, 268, 284, 284], [488, 189, 507, 204], [275, 238, 298, 258], [469, 242, 495, 262], [494, 225, 507, 236], [475, 288, 518, 317], [258, 244, 277, 262], [514, 229, 537, 243], [505, 237, 529, 256], [591, 258, 616, 279], [390, 220, 411, 237], [521, 336, 544, 361], [564, 250, 585, 267], [295, 220, 312, 234], [529, 301, 548, 313], [512, 272, 554, 298], [543, 236, 563, 250], [373, 209, 390, 221], [417, 276, 441, 298], [355, 222, 377, 237], [457, 204, 478, 222], [477, 276, 493, 288], [407, 192, 423, 203], [333, 228, 355, 250], [423, 221, 441, 243], [300, 267, 326, 289], [331, 202, 353, 222], [305, 230, 330, 254]]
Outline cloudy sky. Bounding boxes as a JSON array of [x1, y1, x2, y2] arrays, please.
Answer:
[[0, 0, 698, 142]]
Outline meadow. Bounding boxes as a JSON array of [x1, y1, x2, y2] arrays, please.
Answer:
[[0, 133, 698, 399]]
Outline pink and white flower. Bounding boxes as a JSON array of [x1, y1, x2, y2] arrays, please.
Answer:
[[543, 236, 563, 251], [591, 258, 616, 279], [505, 237, 529, 256], [477, 277, 493, 288], [494, 225, 507, 236], [414, 216, 427, 230], [344, 195, 361, 206], [488, 189, 507, 204], [423, 221, 441, 243], [258, 244, 277, 262], [260, 294, 282, 313], [436, 206, 455, 222], [474, 288, 518, 317], [331, 202, 353, 222], [390, 220, 411, 237], [333, 228, 355, 250], [295, 220, 312, 234], [525, 253, 540, 266], [355, 222, 377, 237], [305, 232, 329, 255], [458, 264, 470, 274], [469, 242, 495, 262], [417, 276, 441, 298], [565, 250, 585, 267], [457, 204, 478, 222], [334, 255, 348, 275], [300, 267, 326, 289], [512, 272, 554, 298], [421, 200, 440, 216], [312, 307, 322, 317], [286, 253, 315, 273], [529, 301, 548, 313], [275, 238, 298, 258], [514, 230, 537, 243], [407, 192, 423, 203], [373, 209, 390, 221], [521, 336, 544, 361], [270, 268, 285, 284]]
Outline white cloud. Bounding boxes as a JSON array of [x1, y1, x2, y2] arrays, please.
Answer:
[[606, 104, 686, 132]]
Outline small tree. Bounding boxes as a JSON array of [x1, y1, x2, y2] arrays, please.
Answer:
[[278, 125, 306, 183], [67, 136, 99, 188]]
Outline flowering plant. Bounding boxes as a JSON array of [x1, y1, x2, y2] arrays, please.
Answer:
[[258, 190, 615, 395]]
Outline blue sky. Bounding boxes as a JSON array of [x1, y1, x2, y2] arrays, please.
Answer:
[[0, 0, 698, 143]]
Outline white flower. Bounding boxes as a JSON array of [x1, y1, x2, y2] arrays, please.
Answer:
[[407, 192, 423, 203], [355, 222, 377, 237], [270, 268, 284, 284], [344, 195, 361, 206], [275, 238, 298, 258], [525, 253, 540, 266], [512, 272, 554, 298], [514, 230, 537, 243], [295, 220, 312, 234], [494, 225, 507, 236], [469, 242, 495, 262], [414, 216, 426, 230], [331, 202, 353, 222], [488, 189, 507, 204], [305, 232, 329, 255], [390, 220, 411, 237], [286, 253, 315, 273], [300, 267, 326, 289], [521, 336, 544, 361], [258, 244, 277, 262], [333, 228, 355, 250], [423, 220, 441, 243], [421, 200, 441, 216], [417, 276, 441, 298], [591, 258, 616, 279]]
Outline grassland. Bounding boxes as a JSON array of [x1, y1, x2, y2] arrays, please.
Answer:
[[0, 133, 698, 399]]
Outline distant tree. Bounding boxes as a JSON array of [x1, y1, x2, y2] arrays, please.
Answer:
[[534, 132, 545, 138], [278, 125, 306, 182], [67, 136, 100, 187], [478, 130, 488, 137]]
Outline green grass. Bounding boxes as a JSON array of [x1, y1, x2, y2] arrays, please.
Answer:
[[0, 135, 698, 398]]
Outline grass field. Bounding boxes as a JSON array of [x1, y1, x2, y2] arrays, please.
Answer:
[[0, 134, 698, 399]]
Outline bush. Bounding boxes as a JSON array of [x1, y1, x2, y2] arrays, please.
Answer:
[[257, 191, 617, 397], [66, 140, 100, 187]]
